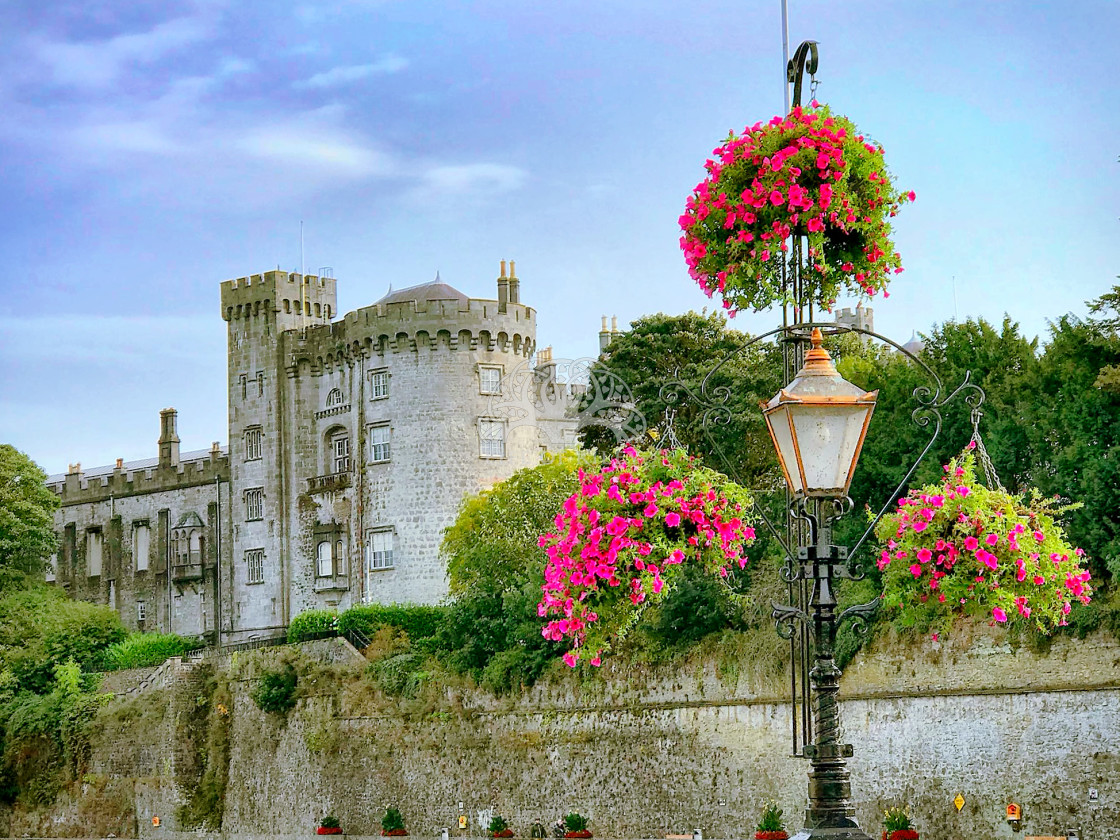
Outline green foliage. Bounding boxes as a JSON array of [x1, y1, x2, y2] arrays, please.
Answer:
[[175, 665, 231, 830], [0, 586, 125, 693], [578, 311, 782, 485], [371, 653, 427, 697], [444, 449, 599, 597], [649, 564, 743, 647], [337, 603, 445, 643], [563, 813, 587, 833], [103, 632, 204, 670], [287, 609, 338, 643], [882, 807, 912, 832], [251, 664, 298, 715], [321, 815, 341, 829], [488, 815, 510, 834], [0, 445, 59, 579], [381, 807, 405, 832], [756, 802, 785, 833]]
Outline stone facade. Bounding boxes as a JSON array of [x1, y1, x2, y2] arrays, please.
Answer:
[[47, 262, 580, 642]]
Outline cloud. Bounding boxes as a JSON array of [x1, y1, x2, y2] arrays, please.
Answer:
[[32, 16, 211, 89], [420, 163, 528, 195], [236, 129, 396, 178], [293, 55, 408, 89]]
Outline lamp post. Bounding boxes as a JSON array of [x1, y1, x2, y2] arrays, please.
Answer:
[[763, 328, 880, 840]]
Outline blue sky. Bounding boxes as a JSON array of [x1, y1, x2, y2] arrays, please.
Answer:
[[1, 0, 1117, 475]]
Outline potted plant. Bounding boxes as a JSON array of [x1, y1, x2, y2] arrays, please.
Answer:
[[381, 807, 408, 837], [679, 102, 914, 314], [318, 816, 343, 836], [881, 807, 917, 840], [489, 815, 515, 838], [754, 802, 788, 840], [562, 813, 592, 839]]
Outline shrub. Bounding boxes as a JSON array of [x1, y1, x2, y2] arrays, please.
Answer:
[[103, 633, 204, 670], [372, 653, 427, 697], [488, 815, 510, 835], [338, 604, 444, 643], [321, 815, 340, 829], [563, 813, 587, 833], [381, 807, 405, 833], [287, 610, 338, 643], [756, 802, 784, 833], [251, 664, 298, 714]]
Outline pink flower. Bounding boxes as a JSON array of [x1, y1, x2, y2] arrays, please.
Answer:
[[992, 607, 1008, 623], [985, 533, 999, 546], [642, 502, 659, 518], [964, 536, 979, 551], [769, 190, 784, 206], [665, 512, 681, 527], [562, 651, 578, 667]]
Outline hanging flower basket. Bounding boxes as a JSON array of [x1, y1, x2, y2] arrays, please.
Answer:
[[875, 446, 1093, 632], [679, 103, 913, 314], [538, 447, 756, 666]]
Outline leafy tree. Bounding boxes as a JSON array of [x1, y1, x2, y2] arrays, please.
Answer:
[[0, 445, 59, 582], [443, 449, 599, 597], [577, 311, 783, 485]]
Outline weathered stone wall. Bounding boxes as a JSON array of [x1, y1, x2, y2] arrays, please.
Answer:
[[19, 631, 1110, 840]]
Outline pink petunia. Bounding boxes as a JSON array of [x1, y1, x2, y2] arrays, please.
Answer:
[[991, 607, 1008, 623]]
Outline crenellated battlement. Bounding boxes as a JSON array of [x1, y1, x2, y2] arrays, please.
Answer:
[[221, 270, 337, 325], [282, 295, 536, 376], [49, 446, 230, 507]]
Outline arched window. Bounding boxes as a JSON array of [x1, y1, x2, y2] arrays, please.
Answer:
[[326, 388, 344, 407], [317, 541, 333, 578]]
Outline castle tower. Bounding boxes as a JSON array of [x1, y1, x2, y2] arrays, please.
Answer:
[[219, 271, 337, 637]]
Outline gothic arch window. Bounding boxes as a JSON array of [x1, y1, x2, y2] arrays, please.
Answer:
[[326, 388, 345, 408]]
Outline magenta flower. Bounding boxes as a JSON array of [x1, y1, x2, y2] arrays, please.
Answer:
[[992, 607, 1008, 623]]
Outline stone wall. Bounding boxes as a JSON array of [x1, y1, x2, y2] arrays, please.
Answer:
[[18, 632, 1119, 840]]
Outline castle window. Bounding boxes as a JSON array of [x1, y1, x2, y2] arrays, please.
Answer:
[[479, 418, 506, 458], [245, 488, 264, 521], [368, 424, 391, 462], [257, 371, 265, 396], [330, 431, 350, 473], [326, 388, 345, 408], [244, 427, 263, 461], [137, 600, 146, 623], [479, 366, 502, 395], [87, 529, 103, 578], [365, 529, 394, 571], [246, 549, 265, 584], [316, 541, 333, 578], [133, 522, 151, 572], [370, 369, 389, 400]]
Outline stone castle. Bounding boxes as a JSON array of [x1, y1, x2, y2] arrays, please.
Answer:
[[46, 262, 581, 644]]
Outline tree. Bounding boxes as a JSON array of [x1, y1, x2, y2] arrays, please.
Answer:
[[0, 445, 59, 582], [577, 311, 782, 486], [443, 449, 600, 597]]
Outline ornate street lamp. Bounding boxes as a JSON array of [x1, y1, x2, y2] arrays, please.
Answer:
[[765, 328, 880, 840], [761, 328, 877, 499]]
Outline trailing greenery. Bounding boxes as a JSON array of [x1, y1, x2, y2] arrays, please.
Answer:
[[174, 663, 232, 830], [251, 664, 298, 715], [103, 632, 205, 670]]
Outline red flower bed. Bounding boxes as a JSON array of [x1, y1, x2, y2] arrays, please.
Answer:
[[755, 832, 789, 840], [317, 829, 343, 836], [564, 832, 592, 838], [884, 831, 919, 840]]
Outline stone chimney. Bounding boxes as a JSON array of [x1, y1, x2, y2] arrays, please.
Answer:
[[508, 260, 520, 304], [497, 260, 509, 312], [159, 408, 180, 469], [599, 316, 612, 353]]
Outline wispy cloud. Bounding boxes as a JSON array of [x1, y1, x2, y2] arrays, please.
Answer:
[[420, 163, 528, 195], [31, 16, 212, 89], [293, 55, 408, 89]]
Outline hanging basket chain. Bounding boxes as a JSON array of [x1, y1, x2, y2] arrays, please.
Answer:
[[658, 407, 686, 452], [969, 407, 1005, 492]]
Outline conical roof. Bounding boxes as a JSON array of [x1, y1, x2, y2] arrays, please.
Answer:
[[376, 278, 469, 306]]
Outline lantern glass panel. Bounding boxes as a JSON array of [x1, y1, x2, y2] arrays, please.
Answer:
[[789, 403, 873, 494], [766, 406, 804, 495]]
